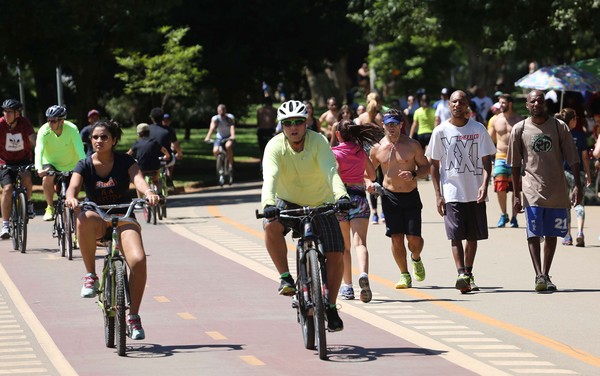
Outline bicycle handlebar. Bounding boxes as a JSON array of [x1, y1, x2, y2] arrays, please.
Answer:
[[46, 170, 73, 177], [255, 203, 338, 219], [77, 199, 147, 221], [0, 164, 36, 172]]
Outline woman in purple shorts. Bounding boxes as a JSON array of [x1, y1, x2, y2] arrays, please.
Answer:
[[332, 119, 383, 302]]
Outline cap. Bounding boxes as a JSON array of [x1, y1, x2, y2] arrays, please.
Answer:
[[87, 109, 100, 117], [136, 123, 150, 133], [383, 113, 404, 125], [441, 88, 449, 95], [163, 113, 171, 119], [150, 107, 164, 120]]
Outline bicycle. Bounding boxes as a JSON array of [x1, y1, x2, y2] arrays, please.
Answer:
[[78, 198, 146, 357], [206, 139, 233, 187], [256, 203, 341, 360], [157, 157, 168, 219], [47, 170, 76, 259], [142, 174, 159, 225], [1, 164, 35, 253]]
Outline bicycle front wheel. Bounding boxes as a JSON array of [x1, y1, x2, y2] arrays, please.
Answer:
[[10, 195, 19, 251], [64, 206, 74, 260], [16, 192, 27, 253], [308, 249, 327, 359], [55, 206, 66, 257], [114, 260, 127, 356], [297, 251, 315, 350], [216, 153, 226, 186]]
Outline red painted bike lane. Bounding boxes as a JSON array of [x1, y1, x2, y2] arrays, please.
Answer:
[[0, 210, 480, 375]]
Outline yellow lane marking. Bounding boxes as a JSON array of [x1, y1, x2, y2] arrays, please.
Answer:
[[206, 331, 227, 340], [0, 263, 77, 376], [154, 296, 170, 303], [240, 355, 265, 366], [177, 312, 196, 320], [204, 205, 600, 370]]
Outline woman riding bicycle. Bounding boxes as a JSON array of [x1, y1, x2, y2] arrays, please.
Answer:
[[66, 119, 159, 340]]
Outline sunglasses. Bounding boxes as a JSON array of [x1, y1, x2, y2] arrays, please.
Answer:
[[91, 135, 109, 140], [282, 119, 305, 127]]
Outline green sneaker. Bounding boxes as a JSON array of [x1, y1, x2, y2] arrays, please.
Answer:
[[395, 272, 412, 289], [412, 257, 426, 281], [43, 206, 55, 222]]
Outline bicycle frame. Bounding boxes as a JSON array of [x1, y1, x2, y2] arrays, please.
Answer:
[[80, 199, 144, 356], [256, 203, 337, 360], [48, 170, 75, 259], [1, 164, 34, 253]]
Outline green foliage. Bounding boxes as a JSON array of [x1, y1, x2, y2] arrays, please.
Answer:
[[114, 27, 206, 106]]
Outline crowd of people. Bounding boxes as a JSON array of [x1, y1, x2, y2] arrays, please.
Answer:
[[258, 85, 600, 332]]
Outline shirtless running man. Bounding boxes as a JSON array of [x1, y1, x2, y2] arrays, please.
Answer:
[[367, 109, 430, 289], [488, 94, 523, 228], [319, 97, 339, 141]]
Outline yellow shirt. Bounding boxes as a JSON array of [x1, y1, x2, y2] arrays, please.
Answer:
[[261, 130, 347, 207]]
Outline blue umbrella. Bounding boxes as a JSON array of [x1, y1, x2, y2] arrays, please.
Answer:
[[515, 65, 600, 108]]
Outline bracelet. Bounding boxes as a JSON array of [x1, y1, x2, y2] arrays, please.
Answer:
[[144, 189, 155, 196], [410, 170, 417, 179]]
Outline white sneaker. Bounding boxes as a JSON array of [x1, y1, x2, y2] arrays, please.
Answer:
[[81, 273, 99, 298], [0, 226, 10, 240]]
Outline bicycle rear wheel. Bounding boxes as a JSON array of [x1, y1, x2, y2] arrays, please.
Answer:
[[64, 206, 74, 260], [10, 196, 19, 251], [308, 249, 327, 360], [297, 251, 315, 350], [102, 258, 115, 348], [114, 260, 127, 356], [16, 192, 27, 253]]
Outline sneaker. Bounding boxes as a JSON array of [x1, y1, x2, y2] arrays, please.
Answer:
[[562, 234, 573, 246], [545, 275, 557, 291], [325, 306, 344, 332], [73, 233, 79, 249], [535, 275, 547, 292], [278, 274, 296, 296], [127, 314, 145, 340], [43, 206, 55, 222], [510, 216, 518, 228], [395, 272, 412, 289], [339, 284, 355, 300], [0, 226, 10, 240], [412, 257, 426, 281], [371, 213, 379, 224], [496, 214, 509, 228], [576, 233, 585, 247], [469, 274, 480, 291], [455, 274, 472, 293], [358, 273, 372, 303], [81, 273, 99, 298], [27, 202, 35, 219], [380, 211, 385, 223]]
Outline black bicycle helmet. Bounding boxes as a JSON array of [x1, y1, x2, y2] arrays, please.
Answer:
[[2, 99, 23, 111], [45, 105, 67, 119]]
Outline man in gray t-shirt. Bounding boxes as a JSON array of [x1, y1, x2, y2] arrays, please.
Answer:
[[507, 90, 581, 293]]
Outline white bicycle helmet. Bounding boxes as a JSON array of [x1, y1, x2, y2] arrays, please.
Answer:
[[277, 100, 307, 121]]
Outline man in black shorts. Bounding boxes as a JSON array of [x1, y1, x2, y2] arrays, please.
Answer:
[[425, 90, 496, 293]]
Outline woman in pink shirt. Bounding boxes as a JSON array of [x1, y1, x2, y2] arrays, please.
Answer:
[[332, 120, 383, 302]]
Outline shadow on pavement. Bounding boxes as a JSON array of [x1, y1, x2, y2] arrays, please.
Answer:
[[125, 343, 244, 358], [326, 344, 445, 362]]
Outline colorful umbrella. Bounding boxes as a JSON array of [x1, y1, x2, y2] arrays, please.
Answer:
[[515, 65, 600, 108]]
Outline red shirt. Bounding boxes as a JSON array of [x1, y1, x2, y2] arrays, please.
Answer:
[[0, 116, 35, 165]]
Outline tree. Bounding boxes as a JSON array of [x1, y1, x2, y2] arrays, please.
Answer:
[[115, 26, 206, 107]]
